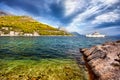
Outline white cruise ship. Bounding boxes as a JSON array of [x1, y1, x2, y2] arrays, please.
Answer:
[[86, 32, 105, 38]]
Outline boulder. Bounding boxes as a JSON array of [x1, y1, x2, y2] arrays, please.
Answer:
[[80, 40, 120, 80]]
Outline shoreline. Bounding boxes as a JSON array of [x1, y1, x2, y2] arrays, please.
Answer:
[[0, 35, 73, 37], [80, 40, 120, 80]]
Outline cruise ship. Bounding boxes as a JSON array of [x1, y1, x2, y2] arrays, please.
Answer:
[[86, 32, 105, 37]]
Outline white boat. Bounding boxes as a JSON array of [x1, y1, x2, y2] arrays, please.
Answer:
[[86, 32, 105, 37]]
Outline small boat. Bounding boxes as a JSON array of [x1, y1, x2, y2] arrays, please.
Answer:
[[86, 32, 105, 37]]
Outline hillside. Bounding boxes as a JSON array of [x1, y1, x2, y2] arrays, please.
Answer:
[[0, 16, 71, 36]]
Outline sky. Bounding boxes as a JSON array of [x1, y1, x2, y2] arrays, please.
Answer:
[[0, 0, 120, 35]]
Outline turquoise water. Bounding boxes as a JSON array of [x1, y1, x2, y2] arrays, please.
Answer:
[[0, 36, 120, 80], [0, 36, 120, 60]]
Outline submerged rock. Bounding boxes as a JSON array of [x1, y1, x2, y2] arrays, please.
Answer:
[[80, 40, 120, 80]]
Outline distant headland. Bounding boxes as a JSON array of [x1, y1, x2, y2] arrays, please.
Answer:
[[0, 11, 71, 36]]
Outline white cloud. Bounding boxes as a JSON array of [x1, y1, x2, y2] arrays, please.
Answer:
[[65, 0, 120, 35], [64, 0, 86, 16], [91, 0, 119, 5], [92, 12, 120, 24], [69, 5, 101, 26], [104, 0, 119, 5], [66, 4, 106, 32]]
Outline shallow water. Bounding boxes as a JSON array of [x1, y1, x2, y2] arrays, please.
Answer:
[[0, 36, 120, 80]]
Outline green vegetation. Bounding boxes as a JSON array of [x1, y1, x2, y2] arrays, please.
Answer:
[[0, 59, 87, 80], [0, 16, 71, 35]]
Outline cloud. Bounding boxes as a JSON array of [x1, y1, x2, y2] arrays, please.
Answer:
[[64, 0, 87, 16], [65, 0, 120, 35], [103, 0, 119, 5], [92, 12, 120, 24], [90, 0, 119, 6], [65, 2, 106, 32]]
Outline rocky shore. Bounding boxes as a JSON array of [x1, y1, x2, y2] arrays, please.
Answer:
[[80, 40, 120, 80]]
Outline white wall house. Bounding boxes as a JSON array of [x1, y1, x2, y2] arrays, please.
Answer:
[[33, 32, 39, 36], [9, 31, 15, 36]]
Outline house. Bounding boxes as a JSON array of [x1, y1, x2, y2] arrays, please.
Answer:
[[33, 32, 39, 36]]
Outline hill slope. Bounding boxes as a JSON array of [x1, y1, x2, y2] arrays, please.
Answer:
[[0, 16, 71, 36]]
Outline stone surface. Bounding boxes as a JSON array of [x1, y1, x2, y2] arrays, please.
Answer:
[[80, 40, 120, 80]]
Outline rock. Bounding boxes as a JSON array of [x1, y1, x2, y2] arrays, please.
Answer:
[[80, 40, 120, 80]]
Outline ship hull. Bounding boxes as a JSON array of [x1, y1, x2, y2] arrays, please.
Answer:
[[86, 35, 105, 37]]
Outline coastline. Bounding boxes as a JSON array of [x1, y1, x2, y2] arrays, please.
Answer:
[[80, 40, 120, 80], [0, 35, 73, 37]]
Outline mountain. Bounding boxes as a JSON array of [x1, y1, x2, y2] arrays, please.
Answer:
[[71, 32, 83, 36], [0, 14, 71, 36], [0, 10, 12, 16]]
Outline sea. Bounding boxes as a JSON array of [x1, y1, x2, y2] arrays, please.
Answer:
[[0, 36, 120, 60], [0, 35, 120, 79]]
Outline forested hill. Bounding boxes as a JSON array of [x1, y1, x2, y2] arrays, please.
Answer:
[[0, 15, 71, 36]]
